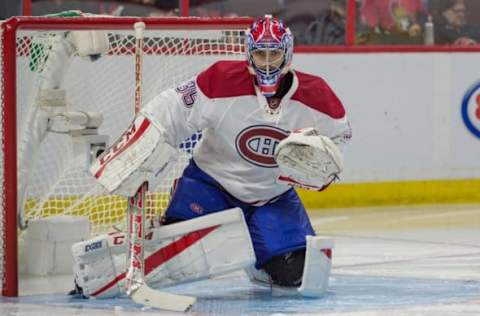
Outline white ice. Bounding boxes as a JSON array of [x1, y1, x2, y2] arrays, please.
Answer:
[[1, 204, 479, 315]]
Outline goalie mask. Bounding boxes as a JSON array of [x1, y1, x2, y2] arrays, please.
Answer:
[[246, 15, 293, 98]]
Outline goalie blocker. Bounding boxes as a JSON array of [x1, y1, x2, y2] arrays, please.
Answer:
[[90, 114, 176, 196]]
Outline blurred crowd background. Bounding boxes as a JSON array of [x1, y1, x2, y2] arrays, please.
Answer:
[[1, 0, 480, 46]]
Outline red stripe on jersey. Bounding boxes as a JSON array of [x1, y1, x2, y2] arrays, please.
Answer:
[[196, 60, 256, 99], [292, 71, 346, 119], [91, 226, 218, 297], [196, 61, 345, 119]]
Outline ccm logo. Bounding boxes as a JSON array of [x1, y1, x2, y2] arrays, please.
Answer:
[[94, 118, 150, 178], [84, 241, 103, 252], [112, 231, 154, 245], [99, 122, 138, 165]]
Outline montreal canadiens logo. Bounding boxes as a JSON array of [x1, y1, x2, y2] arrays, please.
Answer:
[[235, 125, 289, 168], [461, 81, 480, 139]]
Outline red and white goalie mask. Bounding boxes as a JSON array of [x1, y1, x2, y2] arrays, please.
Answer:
[[246, 15, 294, 98]]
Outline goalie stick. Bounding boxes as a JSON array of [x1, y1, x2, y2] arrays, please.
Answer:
[[125, 21, 196, 312]]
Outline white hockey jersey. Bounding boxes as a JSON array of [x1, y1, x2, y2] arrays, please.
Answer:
[[141, 60, 351, 204]]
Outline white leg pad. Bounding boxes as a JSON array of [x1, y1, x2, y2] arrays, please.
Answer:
[[298, 236, 334, 297], [246, 235, 334, 297], [72, 208, 256, 298]]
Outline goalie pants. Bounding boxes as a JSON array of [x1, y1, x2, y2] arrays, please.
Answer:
[[165, 159, 316, 268]]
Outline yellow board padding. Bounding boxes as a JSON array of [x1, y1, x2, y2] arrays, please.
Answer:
[[23, 192, 171, 228], [297, 179, 480, 209], [23, 179, 480, 226]]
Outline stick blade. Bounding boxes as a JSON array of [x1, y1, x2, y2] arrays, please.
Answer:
[[130, 284, 196, 312]]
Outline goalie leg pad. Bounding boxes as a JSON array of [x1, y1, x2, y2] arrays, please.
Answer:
[[246, 236, 334, 297], [298, 236, 334, 297], [72, 208, 255, 298]]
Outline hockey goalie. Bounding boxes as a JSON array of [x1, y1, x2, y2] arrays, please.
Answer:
[[71, 15, 352, 302]]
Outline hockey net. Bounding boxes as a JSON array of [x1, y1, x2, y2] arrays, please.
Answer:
[[0, 16, 249, 296]]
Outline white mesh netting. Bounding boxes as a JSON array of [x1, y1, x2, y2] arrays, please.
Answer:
[[0, 21, 246, 294], [16, 27, 245, 235]]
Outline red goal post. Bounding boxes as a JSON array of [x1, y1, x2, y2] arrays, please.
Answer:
[[0, 16, 252, 297]]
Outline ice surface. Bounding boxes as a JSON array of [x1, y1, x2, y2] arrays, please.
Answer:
[[1, 205, 479, 316]]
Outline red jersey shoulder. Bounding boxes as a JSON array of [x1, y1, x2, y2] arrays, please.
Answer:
[[196, 60, 256, 99], [292, 70, 346, 119]]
